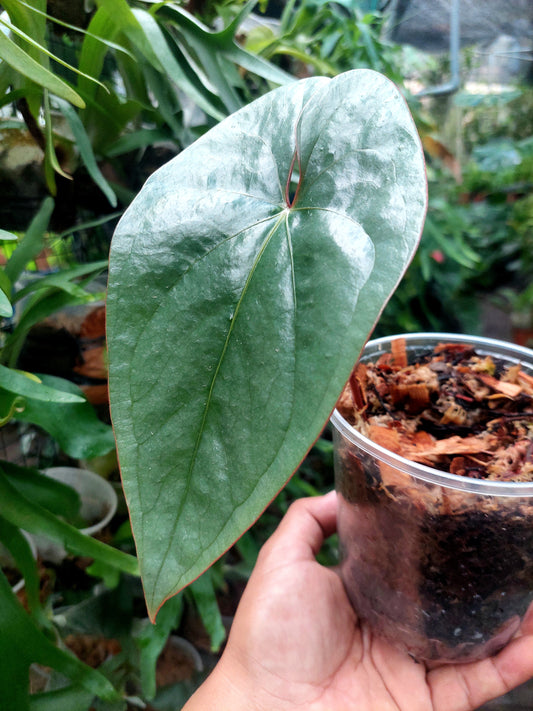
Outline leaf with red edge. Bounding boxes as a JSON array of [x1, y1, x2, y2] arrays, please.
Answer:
[[107, 69, 427, 618]]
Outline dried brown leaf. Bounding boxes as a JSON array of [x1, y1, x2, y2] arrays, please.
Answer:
[[391, 337, 407, 368], [478, 374, 522, 398]]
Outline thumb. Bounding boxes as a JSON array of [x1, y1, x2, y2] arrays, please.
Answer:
[[267, 491, 338, 563]]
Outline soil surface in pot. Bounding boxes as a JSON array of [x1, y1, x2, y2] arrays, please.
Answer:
[[335, 338, 533, 663], [338, 338, 533, 481]]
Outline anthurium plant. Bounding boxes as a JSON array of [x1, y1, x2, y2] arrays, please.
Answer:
[[107, 68, 428, 620]]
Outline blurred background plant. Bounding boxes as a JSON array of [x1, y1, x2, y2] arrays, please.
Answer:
[[0, 0, 291, 236], [378, 99, 533, 341], [0, 0, 532, 707], [243, 0, 405, 80]]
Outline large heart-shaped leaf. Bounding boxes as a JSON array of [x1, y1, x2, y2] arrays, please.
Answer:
[[107, 69, 427, 619]]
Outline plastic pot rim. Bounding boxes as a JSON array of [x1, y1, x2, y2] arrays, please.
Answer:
[[330, 331, 533, 498], [42, 466, 118, 535]]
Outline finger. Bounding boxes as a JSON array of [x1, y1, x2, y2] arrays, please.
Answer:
[[517, 601, 533, 636], [428, 632, 533, 711], [267, 490, 338, 563]]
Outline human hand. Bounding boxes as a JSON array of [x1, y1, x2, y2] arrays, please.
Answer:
[[184, 491, 533, 711]]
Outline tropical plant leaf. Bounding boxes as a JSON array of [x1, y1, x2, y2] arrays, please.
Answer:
[[29, 686, 94, 711], [0, 366, 84, 403], [17, 0, 135, 59], [0, 229, 18, 240], [1, 0, 47, 117], [77, 7, 118, 102], [43, 89, 69, 192], [188, 571, 226, 652], [156, 3, 293, 114], [0, 15, 108, 92], [57, 212, 122, 240], [107, 69, 427, 618], [2, 460, 81, 518], [138, 63, 182, 139], [104, 128, 171, 158], [135, 594, 184, 700], [14, 375, 117, 459], [11, 260, 108, 303], [158, 1, 292, 87], [131, 8, 225, 121], [94, 0, 166, 76], [0, 568, 119, 711], [0, 23, 84, 107], [0, 516, 48, 627], [3, 286, 103, 369], [55, 98, 117, 207], [79, 87, 144, 155], [112, 48, 151, 113], [166, 29, 239, 113], [0, 263, 12, 319], [0, 290, 13, 318], [1, 0, 46, 70], [4, 197, 54, 285], [0, 467, 138, 576], [0, 389, 24, 425]]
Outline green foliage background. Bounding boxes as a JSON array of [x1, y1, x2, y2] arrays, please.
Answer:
[[0, 0, 531, 708]]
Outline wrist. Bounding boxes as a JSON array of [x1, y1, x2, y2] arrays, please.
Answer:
[[184, 642, 296, 711], [182, 654, 254, 711]]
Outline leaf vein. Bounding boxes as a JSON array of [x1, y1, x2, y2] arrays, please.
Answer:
[[150, 212, 287, 598]]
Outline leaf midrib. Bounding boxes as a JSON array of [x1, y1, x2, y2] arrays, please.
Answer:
[[150, 209, 289, 600], [126, 211, 282, 409]]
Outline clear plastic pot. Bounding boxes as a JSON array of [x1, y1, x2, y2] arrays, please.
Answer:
[[331, 333, 533, 664]]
